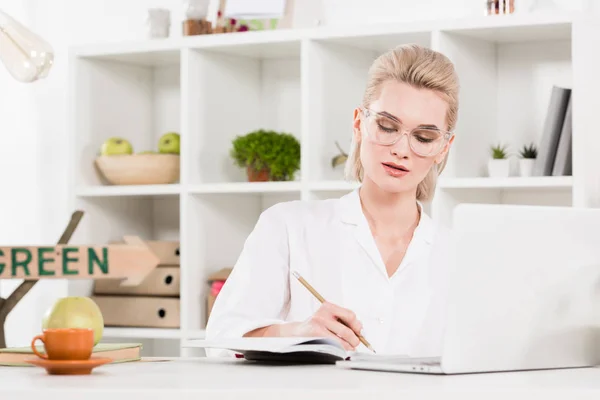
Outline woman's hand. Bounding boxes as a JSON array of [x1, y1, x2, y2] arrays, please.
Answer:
[[246, 302, 363, 351]]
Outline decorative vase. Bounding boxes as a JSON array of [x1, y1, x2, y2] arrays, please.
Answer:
[[519, 158, 535, 177], [487, 159, 510, 178], [146, 8, 170, 38], [247, 166, 270, 182]]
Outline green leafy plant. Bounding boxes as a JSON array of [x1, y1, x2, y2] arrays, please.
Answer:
[[490, 143, 508, 159], [519, 143, 537, 159], [230, 129, 301, 181]]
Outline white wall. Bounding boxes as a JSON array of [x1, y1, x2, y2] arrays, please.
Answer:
[[0, 0, 590, 347]]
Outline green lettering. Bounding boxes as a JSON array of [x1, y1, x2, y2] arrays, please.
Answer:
[[11, 248, 32, 276], [38, 247, 55, 276], [88, 247, 108, 275], [62, 247, 79, 275], [0, 249, 4, 275]]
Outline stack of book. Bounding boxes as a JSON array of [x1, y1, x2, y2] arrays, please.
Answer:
[[0, 343, 142, 366], [533, 85, 573, 177]]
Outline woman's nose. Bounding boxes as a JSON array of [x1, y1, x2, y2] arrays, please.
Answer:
[[390, 132, 411, 157]]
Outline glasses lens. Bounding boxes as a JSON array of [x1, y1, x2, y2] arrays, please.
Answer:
[[364, 112, 400, 145], [409, 129, 444, 156]]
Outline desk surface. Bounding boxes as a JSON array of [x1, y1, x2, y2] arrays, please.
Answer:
[[2, 357, 600, 399]]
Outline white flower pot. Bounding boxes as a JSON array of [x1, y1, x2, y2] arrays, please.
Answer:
[[488, 159, 510, 178], [146, 8, 171, 38], [519, 158, 535, 177]]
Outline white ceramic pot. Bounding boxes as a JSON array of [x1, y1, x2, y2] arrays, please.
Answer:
[[519, 158, 535, 177], [146, 8, 171, 38], [488, 159, 510, 178]]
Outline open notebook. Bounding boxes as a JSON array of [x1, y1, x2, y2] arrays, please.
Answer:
[[185, 337, 406, 364]]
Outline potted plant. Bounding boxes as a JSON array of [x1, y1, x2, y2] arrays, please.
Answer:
[[230, 129, 301, 182], [518, 143, 537, 177], [488, 143, 510, 178]]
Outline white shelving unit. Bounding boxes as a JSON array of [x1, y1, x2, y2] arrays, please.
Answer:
[[67, 12, 600, 356]]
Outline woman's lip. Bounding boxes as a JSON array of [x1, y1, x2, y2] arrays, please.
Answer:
[[383, 163, 409, 177], [382, 162, 409, 172]]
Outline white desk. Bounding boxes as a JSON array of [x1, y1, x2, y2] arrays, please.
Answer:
[[2, 357, 600, 399]]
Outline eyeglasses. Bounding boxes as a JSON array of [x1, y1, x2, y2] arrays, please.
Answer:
[[360, 107, 453, 157]]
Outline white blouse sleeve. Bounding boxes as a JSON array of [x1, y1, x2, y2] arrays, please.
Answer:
[[204, 204, 291, 354]]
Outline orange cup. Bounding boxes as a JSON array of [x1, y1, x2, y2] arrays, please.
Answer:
[[31, 328, 94, 361]]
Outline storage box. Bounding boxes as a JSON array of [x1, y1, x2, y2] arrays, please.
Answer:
[[92, 295, 180, 328], [205, 268, 232, 324], [93, 266, 180, 296]]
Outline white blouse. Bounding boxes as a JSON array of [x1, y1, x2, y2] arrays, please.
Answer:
[[205, 188, 452, 357]]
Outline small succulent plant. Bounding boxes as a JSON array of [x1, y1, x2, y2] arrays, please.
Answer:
[[490, 143, 508, 160], [519, 143, 537, 159]]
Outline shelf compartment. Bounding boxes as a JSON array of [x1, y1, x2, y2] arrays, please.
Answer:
[[184, 191, 300, 329], [72, 51, 181, 188], [186, 39, 302, 185]]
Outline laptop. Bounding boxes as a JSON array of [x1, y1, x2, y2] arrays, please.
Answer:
[[337, 203, 600, 374]]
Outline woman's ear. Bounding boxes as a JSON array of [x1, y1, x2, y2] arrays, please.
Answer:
[[352, 108, 362, 141], [435, 135, 455, 164]]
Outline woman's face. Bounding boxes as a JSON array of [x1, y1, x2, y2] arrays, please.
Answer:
[[352, 80, 454, 195]]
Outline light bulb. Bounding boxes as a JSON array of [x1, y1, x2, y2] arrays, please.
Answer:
[[0, 10, 53, 83]]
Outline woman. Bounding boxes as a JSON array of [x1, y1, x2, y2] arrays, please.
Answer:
[[205, 43, 459, 357]]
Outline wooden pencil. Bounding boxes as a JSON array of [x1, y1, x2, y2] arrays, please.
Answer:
[[292, 270, 376, 353]]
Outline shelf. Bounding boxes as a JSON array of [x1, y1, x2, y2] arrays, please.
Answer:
[[438, 176, 573, 190], [76, 184, 181, 197], [308, 180, 360, 191], [69, 12, 575, 61], [188, 182, 302, 194], [437, 11, 573, 42], [102, 327, 181, 339], [187, 30, 302, 58], [102, 327, 206, 340], [73, 41, 181, 67]]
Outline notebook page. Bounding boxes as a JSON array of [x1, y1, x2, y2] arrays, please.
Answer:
[[185, 336, 342, 352]]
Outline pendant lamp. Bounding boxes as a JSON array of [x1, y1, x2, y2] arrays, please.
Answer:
[[0, 9, 53, 83]]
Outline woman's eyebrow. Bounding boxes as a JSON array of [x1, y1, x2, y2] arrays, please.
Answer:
[[379, 111, 401, 123], [379, 111, 440, 129]]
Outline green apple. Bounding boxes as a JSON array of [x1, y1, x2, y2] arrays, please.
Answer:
[[158, 132, 180, 155], [42, 296, 104, 345], [100, 137, 133, 156]]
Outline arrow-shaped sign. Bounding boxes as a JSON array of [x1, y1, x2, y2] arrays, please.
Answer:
[[0, 236, 159, 286]]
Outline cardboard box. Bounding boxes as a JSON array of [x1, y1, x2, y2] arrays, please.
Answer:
[[205, 268, 232, 324], [92, 295, 180, 328], [146, 240, 180, 266], [93, 266, 180, 296], [109, 239, 180, 266]]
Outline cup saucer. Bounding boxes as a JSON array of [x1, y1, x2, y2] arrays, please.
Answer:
[[25, 357, 112, 375]]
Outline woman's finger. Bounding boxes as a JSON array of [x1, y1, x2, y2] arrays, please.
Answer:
[[320, 317, 360, 349], [314, 325, 355, 351], [322, 302, 363, 334]]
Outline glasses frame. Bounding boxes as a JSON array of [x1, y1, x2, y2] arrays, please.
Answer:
[[360, 107, 454, 157]]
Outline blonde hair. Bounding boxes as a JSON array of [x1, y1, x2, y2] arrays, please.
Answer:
[[345, 44, 460, 202]]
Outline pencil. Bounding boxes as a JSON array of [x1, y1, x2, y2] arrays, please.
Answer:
[[291, 270, 376, 353]]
